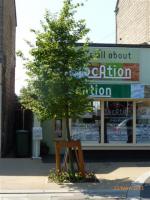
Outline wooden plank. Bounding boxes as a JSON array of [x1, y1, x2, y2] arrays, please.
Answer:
[[77, 142, 85, 176], [55, 140, 85, 176], [55, 142, 61, 173], [56, 140, 81, 148]]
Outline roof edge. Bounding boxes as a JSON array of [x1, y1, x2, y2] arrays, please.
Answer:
[[76, 42, 150, 48]]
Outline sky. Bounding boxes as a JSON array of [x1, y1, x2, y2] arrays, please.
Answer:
[[15, 0, 117, 95]]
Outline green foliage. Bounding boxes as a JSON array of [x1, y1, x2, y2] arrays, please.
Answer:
[[48, 170, 99, 184], [19, 0, 93, 122], [18, 0, 96, 142], [16, 50, 27, 61]]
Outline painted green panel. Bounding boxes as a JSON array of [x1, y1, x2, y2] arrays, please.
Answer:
[[110, 85, 131, 98], [88, 83, 131, 98]]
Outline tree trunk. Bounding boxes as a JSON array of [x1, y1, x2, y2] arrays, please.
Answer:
[[66, 116, 75, 176], [66, 117, 71, 141]]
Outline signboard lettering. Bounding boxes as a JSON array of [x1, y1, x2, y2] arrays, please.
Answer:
[[89, 84, 111, 97], [88, 84, 131, 98], [88, 63, 139, 81]]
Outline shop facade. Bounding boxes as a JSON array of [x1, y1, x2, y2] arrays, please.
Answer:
[[42, 44, 150, 154]]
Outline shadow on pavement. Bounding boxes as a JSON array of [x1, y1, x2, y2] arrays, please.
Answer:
[[0, 158, 55, 176], [0, 150, 150, 178], [53, 177, 131, 199]]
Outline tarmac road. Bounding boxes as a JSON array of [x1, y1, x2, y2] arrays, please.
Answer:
[[0, 193, 124, 200]]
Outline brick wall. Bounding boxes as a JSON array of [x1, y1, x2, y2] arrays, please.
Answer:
[[116, 0, 150, 44]]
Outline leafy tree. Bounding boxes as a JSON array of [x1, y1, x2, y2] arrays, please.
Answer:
[[19, 0, 94, 174]]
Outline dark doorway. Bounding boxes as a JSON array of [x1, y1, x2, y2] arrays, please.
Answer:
[[14, 98, 33, 157]]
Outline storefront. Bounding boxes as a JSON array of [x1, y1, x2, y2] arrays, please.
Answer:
[[71, 44, 150, 150], [42, 44, 150, 154]]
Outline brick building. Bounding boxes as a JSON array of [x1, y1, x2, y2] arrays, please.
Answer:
[[115, 0, 150, 44], [0, 0, 17, 156]]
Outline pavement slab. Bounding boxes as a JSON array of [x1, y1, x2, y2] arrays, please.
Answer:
[[0, 158, 150, 199]]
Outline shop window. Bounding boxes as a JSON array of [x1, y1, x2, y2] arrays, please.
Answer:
[[136, 101, 150, 143], [104, 101, 133, 143], [71, 101, 101, 142]]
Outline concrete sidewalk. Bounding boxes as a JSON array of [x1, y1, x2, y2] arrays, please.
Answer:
[[0, 158, 150, 199]]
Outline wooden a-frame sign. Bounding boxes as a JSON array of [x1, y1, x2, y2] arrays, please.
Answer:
[[55, 140, 85, 177]]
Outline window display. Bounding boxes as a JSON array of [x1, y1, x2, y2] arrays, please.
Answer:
[[71, 101, 100, 141], [136, 102, 150, 143], [71, 100, 150, 146], [104, 101, 133, 143]]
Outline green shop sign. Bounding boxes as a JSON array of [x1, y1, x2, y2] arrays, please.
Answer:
[[88, 83, 131, 98]]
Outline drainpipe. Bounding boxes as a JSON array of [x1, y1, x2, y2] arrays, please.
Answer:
[[114, 7, 119, 44], [114, 0, 119, 44], [0, 63, 2, 156]]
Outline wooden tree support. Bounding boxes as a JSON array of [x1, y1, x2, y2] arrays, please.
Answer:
[[55, 140, 85, 177]]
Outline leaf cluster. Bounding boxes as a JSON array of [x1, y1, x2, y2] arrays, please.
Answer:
[[48, 169, 99, 183], [19, 0, 94, 121]]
